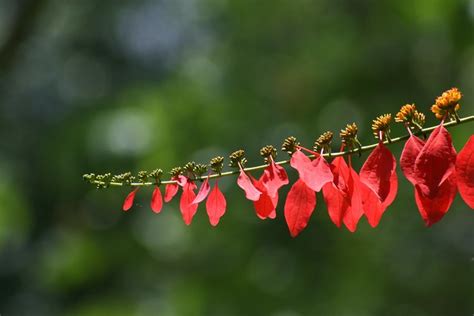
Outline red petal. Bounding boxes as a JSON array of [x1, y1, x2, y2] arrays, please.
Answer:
[[122, 187, 139, 211], [252, 177, 278, 219], [413, 125, 457, 196], [414, 175, 457, 226], [456, 135, 474, 209], [323, 157, 363, 232], [400, 135, 425, 185], [359, 143, 398, 227], [284, 179, 316, 237], [179, 181, 198, 225], [290, 149, 312, 169], [290, 150, 333, 192], [164, 183, 179, 202], [151, 186, 163, 213], [360, 143, 397, 201], [206, 183, 227, 226], [309, 156, 334, 192], [359, 183, 385, 228], [343, 167, 364, 232], [261, 160, 289, 198], [322, 182, 346, 228], [192, 177, 211, 204], [237, 170, 261, 201]]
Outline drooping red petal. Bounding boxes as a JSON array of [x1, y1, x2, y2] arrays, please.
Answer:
[[237, 170, 261, 201], [151, 186, 163, 213], [322, 157, 363, 232], [360, 143, 397, 202], [322, 182, 346, 228], [164, 183, 179, 202], [252, 177, 278, 219], [359, 183, 385, 228], [456, 135, 474, 209], [413, 125, 457, 196], [122, 187, 139, 211], [400, 132, 458, 224], [179, 180, 198, 225], [290, 150, 333, 192], [192, 177, 211, 204], [284, 179, 316, 237], [359, 143, 398, 227], [261, 160, 289, 198], [309, 156, 334, 192], [206, 182, 227, 226], [344, 167, 364, 232], [414, 174, 457, 226], [400, 135, 425, 185]]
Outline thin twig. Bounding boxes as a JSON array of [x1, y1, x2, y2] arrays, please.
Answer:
[[89, 115, 474, 187]]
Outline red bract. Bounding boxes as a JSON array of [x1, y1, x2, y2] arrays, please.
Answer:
[[122, 187, 139, 211], [413, 125, 457, 197], [192, 177, 211, 204], [164, 183, 179, 202], [359, 142, 398, 227], [415, 175, 457, 226], [290, 149, 333, 192], [261, 159, 289, 198], [179, 179, 198, 225], [237, 170, 261, 201], [284, 179, 316, 237], [456, 135, 474, 209], [252, 177, 278, 219], [400, 126, 458, 226], [206, 182, 227, 226], [400, 135, 425, 185], [151, 186, 163, 213], [322, 156, 363, 232], [164, 175, 186, 202]]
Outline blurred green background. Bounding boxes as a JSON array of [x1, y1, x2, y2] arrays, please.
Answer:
[[0, 0, 473, 315]]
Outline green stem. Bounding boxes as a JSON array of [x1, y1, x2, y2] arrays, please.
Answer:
[[89, 115, 474, 187]]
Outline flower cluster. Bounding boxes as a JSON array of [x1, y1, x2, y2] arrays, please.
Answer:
[[431, 87, 462, 120], [83, 88, 474, 237]]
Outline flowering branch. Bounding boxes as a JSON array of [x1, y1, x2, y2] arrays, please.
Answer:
[[84, 114, 474, 188], [83, 88, 474, 235]]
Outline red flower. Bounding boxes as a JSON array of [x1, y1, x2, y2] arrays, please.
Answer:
[[455, 135, 474, 209], [322, 156, 364, 232], [400, 125, 458, 226], [359, 142, 398, 227], [284, 179, 316, 237], [179, 178, 198, 225]]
